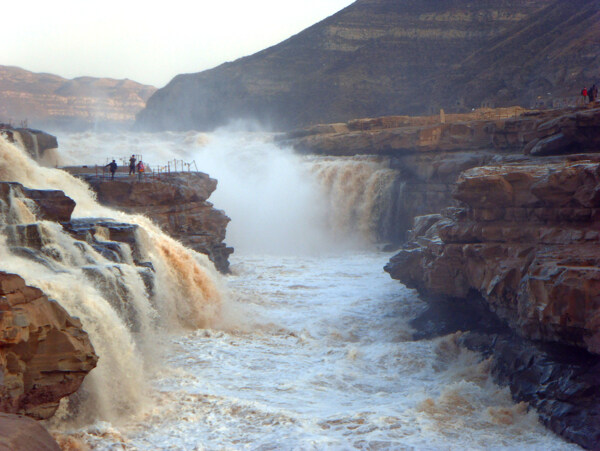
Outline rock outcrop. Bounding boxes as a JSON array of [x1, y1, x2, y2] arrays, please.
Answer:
[[81, 172, 233, 273], [0, 65, 156, 131], [0, 271, 98, 419], [287, 105, 600, 243], [0, 413, 60, 450], [377, 108, 600, 448], [136, 0, 599, 131], [0, 182, 76, 223], [0, 126, 58, 164]]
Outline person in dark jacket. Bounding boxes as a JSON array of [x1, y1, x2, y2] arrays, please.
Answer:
[[105, 160, 118, 180], [129, 155, 136, 175], [590, 84, 598, 103]]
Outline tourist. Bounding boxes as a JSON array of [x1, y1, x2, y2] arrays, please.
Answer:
[[129, 155, 136, 175], [105, 159, 118, 180], [588, 83, 598, 103], [581, 87, 588, 104], [136, 160, 145, 181]]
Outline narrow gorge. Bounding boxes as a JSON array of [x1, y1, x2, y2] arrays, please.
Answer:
[[286, 104, 600, 449]]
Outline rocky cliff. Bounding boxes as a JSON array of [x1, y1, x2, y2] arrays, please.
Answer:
[[287, 105, 600, 448], [0, 65, 156, 131], [136, 0, 599, 132], [80, 172, 233, 273], [286, 105, 600, 243], [384, 159, 600, 448], [0, 184, 98, 420]]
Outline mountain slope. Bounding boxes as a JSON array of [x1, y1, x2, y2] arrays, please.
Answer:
[[136, 0, 568, 131], [0, 66, 156, 130]]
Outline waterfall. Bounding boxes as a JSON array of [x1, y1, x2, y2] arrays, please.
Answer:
[[0, 137, 225, 426], [309, 156, 404, 244]]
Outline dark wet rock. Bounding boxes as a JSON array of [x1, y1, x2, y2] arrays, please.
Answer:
[[0, 182, 75, 223]]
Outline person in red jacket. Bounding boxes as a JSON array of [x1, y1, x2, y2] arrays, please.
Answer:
[[581, 87, 588, 104]]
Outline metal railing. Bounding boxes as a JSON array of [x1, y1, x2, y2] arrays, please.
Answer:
[[95, 158, 200, 180]]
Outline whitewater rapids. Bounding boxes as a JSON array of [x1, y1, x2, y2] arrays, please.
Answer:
[[4, 130, 579, 449]]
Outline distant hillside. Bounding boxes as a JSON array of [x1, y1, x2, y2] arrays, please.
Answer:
[[135, 0, 600, 132], [0, 66, 156, 130]]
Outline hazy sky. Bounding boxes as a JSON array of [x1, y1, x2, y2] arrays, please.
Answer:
[[2, 0, 355, 88]]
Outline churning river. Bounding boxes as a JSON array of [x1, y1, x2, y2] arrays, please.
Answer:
[[1, 130, 577, 449]]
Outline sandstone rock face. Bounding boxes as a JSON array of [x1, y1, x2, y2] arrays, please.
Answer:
[[0, 65, 156, 131], [0, 413, 60, 450], [83, 173, 233, 273], [386, 161, 600, 353], [290, 106, 600, 243], [136, 0, 599, 132], [384, 160, 600, 449], [0, 271, 98, 420]]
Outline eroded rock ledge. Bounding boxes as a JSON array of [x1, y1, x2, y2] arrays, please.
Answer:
[[385, 160, 600, 448], [81, 172, 233, 273], [286, 105, 600, 244]]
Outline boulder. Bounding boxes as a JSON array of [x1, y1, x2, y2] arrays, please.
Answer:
[[0, 272, 98, 419], [0, 413, 60, 450]]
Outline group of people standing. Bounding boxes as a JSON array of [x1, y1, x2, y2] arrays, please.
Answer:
[[582, 84, 598, 103], [105, 154, 145, 180]]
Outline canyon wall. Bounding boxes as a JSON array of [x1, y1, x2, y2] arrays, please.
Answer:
[[0, 65, 156, 131], [136, 0, 599, 131], [289, 105, 600, 448], [0, 183, 98, 421]]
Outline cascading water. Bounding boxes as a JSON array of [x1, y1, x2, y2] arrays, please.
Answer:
[[2, 130, 578, 448], [0, 137, 224, 426]]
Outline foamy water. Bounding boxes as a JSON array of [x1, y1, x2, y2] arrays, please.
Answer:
[[55, 252, 576, 450], [3, 130, 579, 449]]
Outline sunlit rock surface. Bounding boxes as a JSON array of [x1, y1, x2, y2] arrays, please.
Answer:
[[384, 157, 600, 449], [82, 172, 233, 273], [0, 271, 98, 419]]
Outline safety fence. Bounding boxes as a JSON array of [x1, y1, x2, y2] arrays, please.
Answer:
[[94, 158, 200, 181]]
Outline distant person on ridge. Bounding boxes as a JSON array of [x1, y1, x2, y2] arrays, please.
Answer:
[[588, 83, 598, 103], [105, 159, 118, 180], [129, 155, 136, 175], [136, 160, 145, 181], [581, 87, 588, 104]]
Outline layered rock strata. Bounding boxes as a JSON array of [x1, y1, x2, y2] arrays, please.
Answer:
[[287, 105, 600, 243], [384, 160, 600, 448], [136, 0, 599, 131], [81, 172, 233, 273], [0, 65, 156, 131]]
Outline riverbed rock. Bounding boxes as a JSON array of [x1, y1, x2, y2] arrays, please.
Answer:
[[0, 272, 98, 419], [81, 172, 233, 273]]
